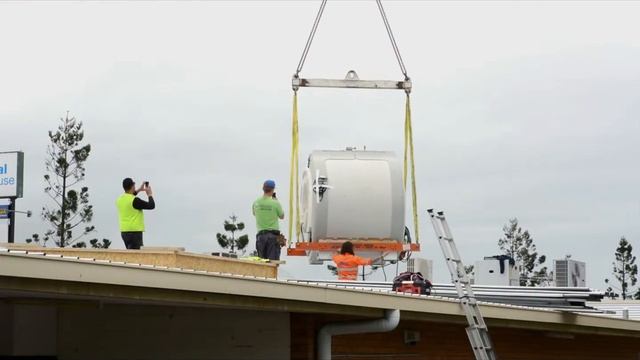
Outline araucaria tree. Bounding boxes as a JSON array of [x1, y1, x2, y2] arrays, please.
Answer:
[[216, 215, 249, 254], [604, 237, 639, 300], [35, 113, 102, 247], [498, 218, 548, 286]]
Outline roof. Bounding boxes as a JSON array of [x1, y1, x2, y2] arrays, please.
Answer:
[[293, 279, 603, 311], [0, 247, 638, 337], [589, 301, 640, 321]]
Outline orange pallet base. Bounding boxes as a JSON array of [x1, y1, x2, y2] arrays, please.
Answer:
[[286, 240, 420, 256]]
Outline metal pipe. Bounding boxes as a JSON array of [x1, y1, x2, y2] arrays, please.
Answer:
[[6, 209, 32, 217], [317, 309, 400, 360]]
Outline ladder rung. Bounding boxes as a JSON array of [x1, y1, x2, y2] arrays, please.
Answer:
[[474, 346, 493, 352], [472, 344, 492, 349], [464, 298, 478, 305], [468, 324, 488, 331]]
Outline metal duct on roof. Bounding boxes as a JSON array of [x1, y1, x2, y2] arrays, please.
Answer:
[[292, 279, 604, 310]]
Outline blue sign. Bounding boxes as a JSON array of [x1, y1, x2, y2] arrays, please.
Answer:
[[0, 205, 9, 219]]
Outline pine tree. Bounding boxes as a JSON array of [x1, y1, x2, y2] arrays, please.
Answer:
[[605, 237, 638, 300], [464, 265, 474, 275], [498, 218, 548, 286], [216, 215, 249, 254], [26, 113, 108, 248]]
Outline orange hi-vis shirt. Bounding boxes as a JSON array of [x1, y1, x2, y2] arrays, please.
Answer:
[[332, 253, 373, 280]]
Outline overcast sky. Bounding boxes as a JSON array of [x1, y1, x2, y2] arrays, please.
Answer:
[[1, 1, 638, 287]]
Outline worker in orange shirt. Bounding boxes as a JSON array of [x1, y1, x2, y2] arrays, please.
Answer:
[[332, 241, 374, 281]]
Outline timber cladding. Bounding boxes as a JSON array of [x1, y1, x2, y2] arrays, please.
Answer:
[[291, 313, 640, 360]]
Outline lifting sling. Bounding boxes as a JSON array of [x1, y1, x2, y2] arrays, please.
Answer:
[[288, 92, 300, 247], [288, 0, 419, 247]]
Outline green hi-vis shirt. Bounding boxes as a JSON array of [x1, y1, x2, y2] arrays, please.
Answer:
[[253, 196, 284, 232]]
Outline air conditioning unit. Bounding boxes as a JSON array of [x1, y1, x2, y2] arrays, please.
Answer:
[[554, 259, 586, 287], [474, 256, 521, 286], [407, 258, 433, 281]]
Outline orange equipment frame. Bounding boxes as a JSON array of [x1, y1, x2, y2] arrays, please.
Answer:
[[287, 240, 420, 256]]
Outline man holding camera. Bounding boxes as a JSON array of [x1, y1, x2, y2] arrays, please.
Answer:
[[116, 178, 156, 250], [252, 180, 284, 260]]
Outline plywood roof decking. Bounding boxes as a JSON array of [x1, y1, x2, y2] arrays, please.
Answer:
[[0, 244, 278, 278], [0, 247, 639, 338]]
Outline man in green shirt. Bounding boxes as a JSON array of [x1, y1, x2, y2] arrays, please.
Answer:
[[252, 179, 284, 260]]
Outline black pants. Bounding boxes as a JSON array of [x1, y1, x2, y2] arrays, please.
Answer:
[[256, 231, 280, 260], [121, 232, 143, 250]]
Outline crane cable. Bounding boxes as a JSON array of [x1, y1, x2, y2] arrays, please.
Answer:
[[295, 0, 408, 80], [375, 0, 408, 80], [289, 0, 419, 245], [295, 0, 327, 79]]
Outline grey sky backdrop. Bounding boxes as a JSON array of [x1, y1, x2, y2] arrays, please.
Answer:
[[0, 1, 638, 286]]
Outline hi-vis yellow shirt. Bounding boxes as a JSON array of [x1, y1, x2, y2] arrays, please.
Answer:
[[116, 193, 145, 232]]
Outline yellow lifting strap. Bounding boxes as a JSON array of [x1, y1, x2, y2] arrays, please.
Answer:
[[288, 91, 420, 246], [288, 91, 300, 246], [404, 93, 420, 243]]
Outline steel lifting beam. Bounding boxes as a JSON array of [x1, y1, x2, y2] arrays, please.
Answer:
[[293, 74, 411, 92], [293, 70, 411, 92], [293, 78, 411, 91]]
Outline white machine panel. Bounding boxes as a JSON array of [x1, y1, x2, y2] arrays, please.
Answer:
[[325, 159, 392, 239]]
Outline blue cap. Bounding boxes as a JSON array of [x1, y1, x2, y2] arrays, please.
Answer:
[[263, 180, 276, 189]]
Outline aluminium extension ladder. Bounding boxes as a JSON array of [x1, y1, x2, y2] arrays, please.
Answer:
[[428, 209, 497, 360]]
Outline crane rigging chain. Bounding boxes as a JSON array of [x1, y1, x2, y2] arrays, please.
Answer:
[[375, 0, 409, 80], [288, 0, 419, 247], [295, 0, 327, 78], [294, 0, 409, 81]]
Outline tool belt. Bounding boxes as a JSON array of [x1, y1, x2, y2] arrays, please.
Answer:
[[257, 230, 286, 247]]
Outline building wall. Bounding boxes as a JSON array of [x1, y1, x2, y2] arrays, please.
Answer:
[[57, 304, 290, 360], [291, 313, 640, 360], [0, 303, 57, 357], [3, 300, 639, 360]]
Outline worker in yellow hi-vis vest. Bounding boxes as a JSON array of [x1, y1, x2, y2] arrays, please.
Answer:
[[116, 178, 156, 250]]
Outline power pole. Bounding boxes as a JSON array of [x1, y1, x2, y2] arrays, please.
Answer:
[[7, 198, 15, 243]]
